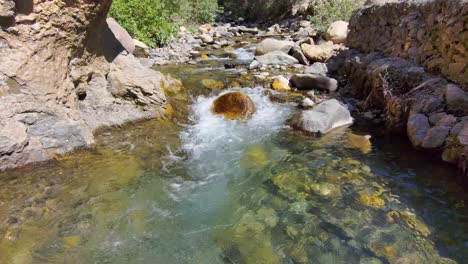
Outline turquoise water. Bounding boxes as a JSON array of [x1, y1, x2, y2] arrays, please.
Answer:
[[0, 46, 466, 264]]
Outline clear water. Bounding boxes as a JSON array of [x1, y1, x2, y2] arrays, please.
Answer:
[[0, 46, 466, 264]]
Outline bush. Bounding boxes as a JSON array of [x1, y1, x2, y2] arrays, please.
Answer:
[[110, 0, 220, 47], [308, 0, 364, 33]]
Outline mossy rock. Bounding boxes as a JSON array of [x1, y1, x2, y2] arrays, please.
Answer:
[[201, 79, 224, 89], [212, 92, 256, 120]]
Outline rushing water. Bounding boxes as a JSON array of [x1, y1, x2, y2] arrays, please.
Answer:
[[0, 45, 467, 264]]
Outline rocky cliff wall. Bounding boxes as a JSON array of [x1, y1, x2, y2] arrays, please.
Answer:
[[0, 0, 176, 171], [347, 0, 467, 86]]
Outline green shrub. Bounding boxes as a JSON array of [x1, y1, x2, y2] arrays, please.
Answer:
[[308, 0, 364, 33], [110, 0, 220, 47]]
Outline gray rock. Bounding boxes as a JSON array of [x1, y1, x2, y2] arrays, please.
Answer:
[[199, 33, 214, 44], [422, 96, 442, 114], [290, 73, 338, 92], [255, 38, 294, 56], [292, 99, 353, 134], [407, 114, 430, 148], [446, 84, 468, 115], [249, 60, 261, 70], [289, 46, 309, 65], [421, 126, 450, 149], [106, 17, 135, 54], [255, 51, 299, 65], [304, 62, 328, 76]]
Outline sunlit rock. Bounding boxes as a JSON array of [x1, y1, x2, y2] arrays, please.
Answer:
[[212, 92, 256, 120], [357, 193, 385, 208], [201, 79, 224, 89], [345, 132, 372, 154]]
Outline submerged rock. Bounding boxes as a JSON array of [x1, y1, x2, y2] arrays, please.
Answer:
[[345, 132, 372, 154], [212, 92, 256, 119], [201, 79, 224, 89], [291, 99, 353, 134], [255, 38, 294, 56]]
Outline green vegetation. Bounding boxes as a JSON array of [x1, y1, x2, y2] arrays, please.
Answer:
[[110, 0, 219, 47], [308, 0, 364, 33]]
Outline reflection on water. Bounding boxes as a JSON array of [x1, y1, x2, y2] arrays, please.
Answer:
[[0, 46, 467, 264]]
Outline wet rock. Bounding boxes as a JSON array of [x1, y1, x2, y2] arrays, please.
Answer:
[[256, 38, 294, 56], [289, 46, 309, 65], [345, 132, 372, 154], [300, 98, 315, 109], [133, 39, 149, 58], [407, 114, 430, 148], [249, 60, 261, 70], [290, 74, 338, 92], [107, 17, 135, 54], [241, 144, 269, 171], [271, 76, 291, 91], [301, 43, 334, 62], [212, 92, 256, 119], [255, 51, 299, 65], [291, 99, 353, 134], [304, 62, 328, 76], [445, 84, 468, 115], [357, 193, 385, 208], [326, 21, 349, 44]]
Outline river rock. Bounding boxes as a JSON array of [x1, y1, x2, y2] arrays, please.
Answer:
[[256, 38, 294, 56], [200, 33, 214, 44], [199, 24, 212, 33], [445, 84, 468, 115], [0, 1, 15, 22], [271, 76, 291, 91], [407, 114, 430, 148], [290, 74, 338, 92], [326, 21, 349, 44], [249, 60, 261, 70], [301, 43, 334, 62], [304, 62, 328, 76], [300, 98, 315, 109], [107, 17, 135, 54], [289, 46, 309, 65], [212, 92, 256, 119], [255, 51, 299, 66], [291, 99, 353, 134], [421, 125, 450, 149], [133, 39, 150, 58]]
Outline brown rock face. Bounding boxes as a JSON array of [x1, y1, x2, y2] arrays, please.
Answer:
[[0, 0, 174, 171], [212, 92, 256, 120]]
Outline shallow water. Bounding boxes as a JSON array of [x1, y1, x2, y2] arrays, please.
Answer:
[[0, 46, 467, 264]]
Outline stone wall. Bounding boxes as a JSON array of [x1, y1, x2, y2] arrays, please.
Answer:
[[0, 0, 177, 171], [347, 0, 467, 86]]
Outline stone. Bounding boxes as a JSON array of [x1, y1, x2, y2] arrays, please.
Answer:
[[212, 92, 256, 120], [289, 46, 309, 65], [421, 126, 450, 149], [326, 21, 349, 44], [255, 38, 294, 56], [133, 39, 150, 58], [0, 121, 28, 156], [304, 62, 328, 76], [199, 24, 212, 33], [108, 54, 167, 107], [422, 96, 441, 114], [290, 74, 338, 92], [346, 132, 372, 154], [407, 114, 430, 148], [0, 0, 15, 24], [106, 17, 135, 54], [255, 51, 299, 65], [301, 43, 335, 62], [300, 98, 315, 109], [249, 60, 261, 70], [291, 99, 353, 134], [271, 76, 291, 91], [445, 84, 468, 115], [199, 33, 214, 44], [357, 193, 385, 209]]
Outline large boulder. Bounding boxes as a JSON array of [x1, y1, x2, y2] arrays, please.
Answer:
[[212, 92, 256, 119], [256, 38, 294, 56], [107, 17, 135, 54], [326, 21, 349, 44], [291, 99, 353, 134], [133, 39, 150, 58], [255, 51, 299, 65], [290, 74, 338, 92]]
